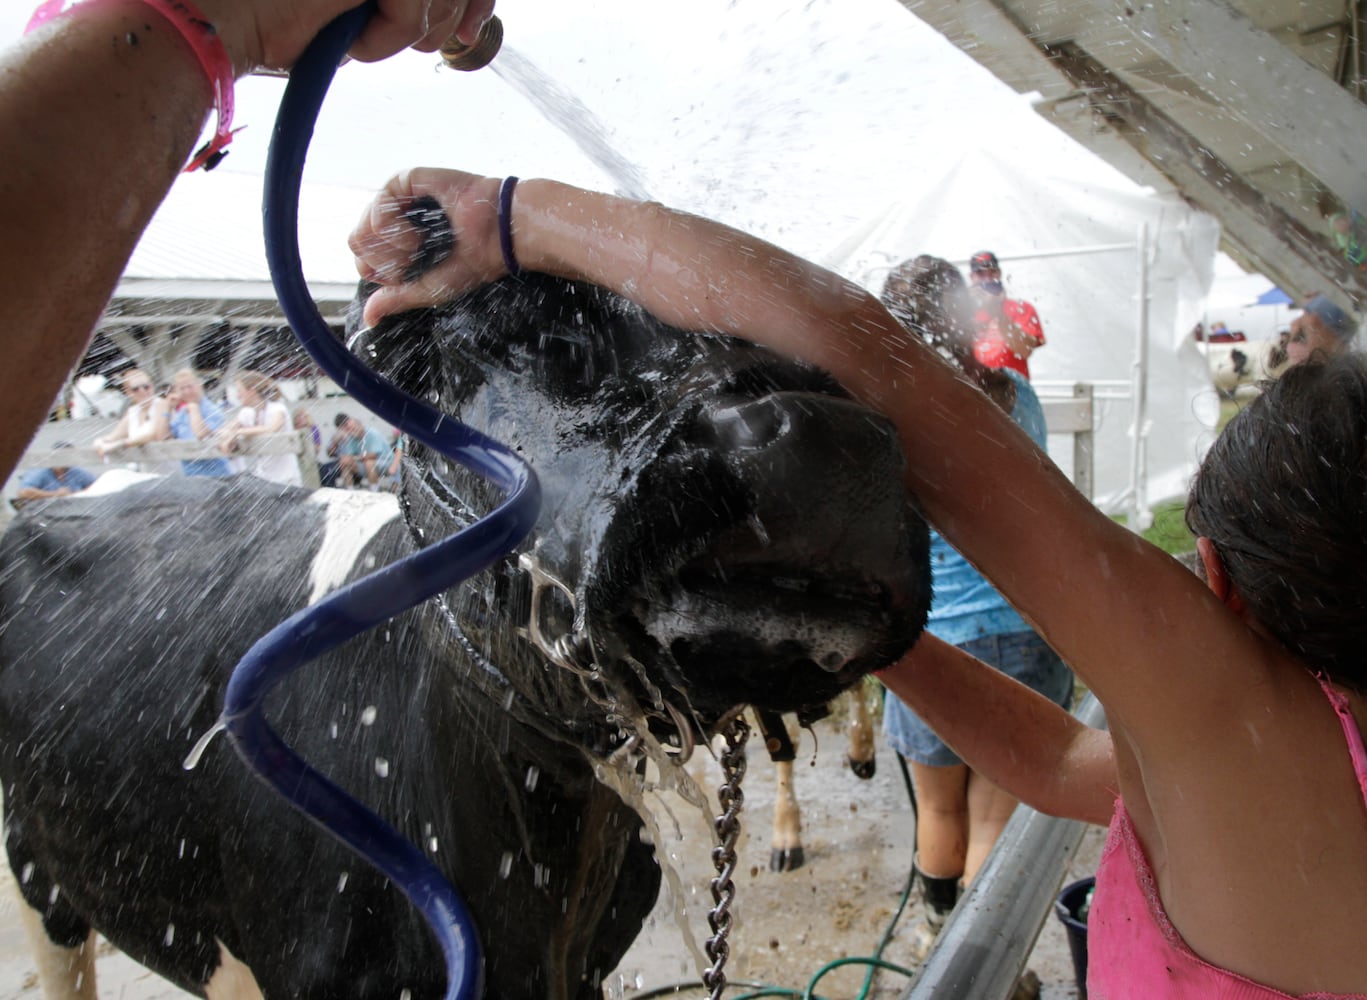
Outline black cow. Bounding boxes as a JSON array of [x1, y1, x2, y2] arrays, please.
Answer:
[[0, 274, 930, 999]]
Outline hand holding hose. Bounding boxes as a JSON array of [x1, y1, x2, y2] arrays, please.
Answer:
[[196, 0, 497, 74], [351, 169, 511, 327]]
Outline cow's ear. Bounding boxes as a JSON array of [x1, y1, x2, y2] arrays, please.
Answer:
[[344, 281, 439, 400]]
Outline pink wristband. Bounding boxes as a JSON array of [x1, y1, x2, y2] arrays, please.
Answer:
[[27, 0, 239, 172]]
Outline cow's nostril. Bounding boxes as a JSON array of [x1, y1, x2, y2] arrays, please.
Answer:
[[708, 398, 787, 450]]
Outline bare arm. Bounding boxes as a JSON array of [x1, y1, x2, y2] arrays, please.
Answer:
[[233, 408, 287, 438], [1002, 301, 1044, 358], [0, 0, 493, 482], [880, 634, 1116, 825], [1001, 320, 1040, 358], [94, 413, 132, 456], [351, 172, 1261, 752], [182, 402, 214, 440], [125, 399, 170, 446], [16, 485, 70, 501]]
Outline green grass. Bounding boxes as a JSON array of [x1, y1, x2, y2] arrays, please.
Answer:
[[1110, 394, 1249, 557], [1141, 501, 1195, 555], [1135, 391, 1253, 556], [1111, 499, 1195, 556]]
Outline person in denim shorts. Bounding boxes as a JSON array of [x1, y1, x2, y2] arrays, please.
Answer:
[[877, 257, 1074, 946]]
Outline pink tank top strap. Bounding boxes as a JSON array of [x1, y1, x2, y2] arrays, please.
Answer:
[[1316, 674, 1367, 804]]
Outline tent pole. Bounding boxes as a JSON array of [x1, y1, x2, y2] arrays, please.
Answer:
[[1128, 223, 1152, 533]]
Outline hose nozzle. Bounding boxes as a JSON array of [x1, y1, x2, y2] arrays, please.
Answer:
[[440, 15, 503, 71]]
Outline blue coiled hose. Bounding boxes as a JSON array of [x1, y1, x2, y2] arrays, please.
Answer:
[[221, 7, 540, 999]]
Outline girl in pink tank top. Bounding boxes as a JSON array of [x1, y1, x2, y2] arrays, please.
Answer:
[[876, 357, 1367, 996], [1086, 674, 1367, 999], [352, 175, 1367, 993]]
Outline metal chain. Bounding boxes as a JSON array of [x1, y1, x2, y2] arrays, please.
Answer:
[[703, 715, 749, 1000]]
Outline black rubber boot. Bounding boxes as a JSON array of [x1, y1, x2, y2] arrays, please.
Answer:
[[915, 856, 964, 931]]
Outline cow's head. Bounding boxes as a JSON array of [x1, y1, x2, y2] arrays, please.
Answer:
[[351, 274, 930, 743]]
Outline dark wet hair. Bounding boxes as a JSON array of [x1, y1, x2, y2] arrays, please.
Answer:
[[1186, 356, 1367, 689], [880, 255, 972, 361], [880, 255, 1014, 407]]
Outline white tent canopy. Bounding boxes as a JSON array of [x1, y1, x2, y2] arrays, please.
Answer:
[[823, 147, 1222, 513], [9, 0, 1222, 514]]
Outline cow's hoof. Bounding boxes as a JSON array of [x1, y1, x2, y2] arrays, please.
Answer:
[[849, 757, 876, 780], [769, 847, 805, 872]]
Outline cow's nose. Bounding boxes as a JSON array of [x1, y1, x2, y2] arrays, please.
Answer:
[[700, 391, 896, 475], [696, 390, 909, 554], [707, 396, 789, 450]]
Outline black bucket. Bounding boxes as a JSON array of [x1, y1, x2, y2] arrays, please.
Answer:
[[1053, 876, 1095, 998]]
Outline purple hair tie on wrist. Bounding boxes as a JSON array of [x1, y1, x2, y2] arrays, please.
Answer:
[[498, 176, 521, 277]]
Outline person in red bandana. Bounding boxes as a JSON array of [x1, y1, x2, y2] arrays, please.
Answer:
[[968, 250, 1045, 378]]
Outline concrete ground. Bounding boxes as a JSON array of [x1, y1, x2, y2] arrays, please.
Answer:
[[0, 709, 1101, 999]]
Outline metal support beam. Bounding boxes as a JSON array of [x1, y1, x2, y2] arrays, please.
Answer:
[[1105, 0, 1367, 214], [903, 693, 1108, 1000], [1045, 42, 1367, 309]]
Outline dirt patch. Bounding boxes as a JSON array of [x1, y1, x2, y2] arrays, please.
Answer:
[[612, 703, 1099, 1000]]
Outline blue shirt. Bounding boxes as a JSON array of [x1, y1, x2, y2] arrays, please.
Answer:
[[170, 398, 232, 477], [926, 369, 1048, 646], [338, 426, 395, 473], [21, 466, 96, 494]]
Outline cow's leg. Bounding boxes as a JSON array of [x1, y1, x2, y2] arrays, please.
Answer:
[[753, 710, 805, 872], [14, 894, 96, 1000], [202, 941, 264, 1000], [770, 758, 804, 872], [846, 684, 877, 780]]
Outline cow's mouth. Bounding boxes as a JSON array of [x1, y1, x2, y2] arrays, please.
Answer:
[[589, 541, 919, 722]]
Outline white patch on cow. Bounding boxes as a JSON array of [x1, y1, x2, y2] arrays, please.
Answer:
[[15, 894, 96, 1000], [305, 488, 401, 605], [204, 940, 264, 1000], [77, 468, 163, 496]]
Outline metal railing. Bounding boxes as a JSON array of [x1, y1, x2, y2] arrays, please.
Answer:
[[1038, 382, 1095, 501], [903, 692, 1107, 1000], [3, 430, 321, 528]]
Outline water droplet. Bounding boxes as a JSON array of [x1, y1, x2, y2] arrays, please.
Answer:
[[338, 872, 349, 893], [164, 923, 175, 946], [374, 757, 390, 778], [525, 766, 540, 792], [360, 706, 378, 726], [20, 862, 33, 883], [499, 852, 513, 879], [182, 720, 226, 771], [428, 837, 439, 853]]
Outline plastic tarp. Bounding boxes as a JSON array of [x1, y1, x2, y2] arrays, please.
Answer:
[[822, 147, 1222, 513]]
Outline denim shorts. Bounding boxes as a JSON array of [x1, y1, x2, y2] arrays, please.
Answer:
[[883, 631, 1074, 768]]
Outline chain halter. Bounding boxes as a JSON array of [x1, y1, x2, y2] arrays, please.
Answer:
[[702, 714, 750, 1000]]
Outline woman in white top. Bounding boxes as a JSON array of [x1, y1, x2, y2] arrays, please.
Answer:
[[92, 368, 176, 474], [219, 370, 302, 486]]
